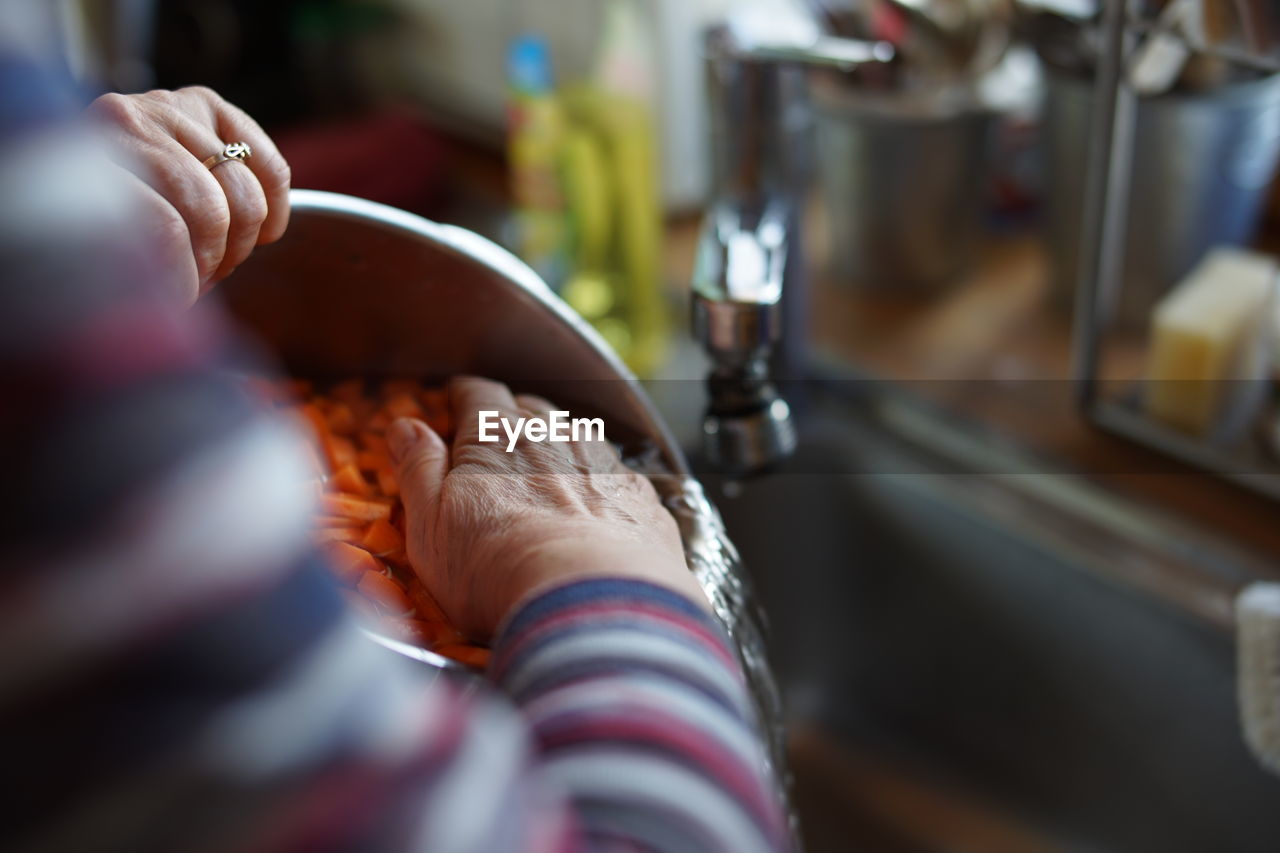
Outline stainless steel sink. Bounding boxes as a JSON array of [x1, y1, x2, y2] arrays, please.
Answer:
[[689, 387, 1280, 852]]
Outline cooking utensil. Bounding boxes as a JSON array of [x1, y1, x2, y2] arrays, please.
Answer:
[[219, 191, 789, 805]]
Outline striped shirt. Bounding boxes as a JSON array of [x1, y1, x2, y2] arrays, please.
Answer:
[[0, 43, 789, 853]]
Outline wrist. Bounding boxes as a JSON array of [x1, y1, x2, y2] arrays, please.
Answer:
[[495, 538, 710, 628]]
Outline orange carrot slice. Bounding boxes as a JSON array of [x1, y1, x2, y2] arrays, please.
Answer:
[[357, 570, 414, 615], [360, 518, 403, 556], [425, 413, 453, 437], [324, 540, 381, 585], [321, 434, 357, 470], [384, 391, 423, 420], [376, 467, 400, 497], [359, 431, 388, 454], [315, 527, 365, 545], [355, 450, 385, 473], [331, 463, 371, 496], [320, 493, 392, 522], [420, 386, 448, 413], [326, 401, 357, 435]]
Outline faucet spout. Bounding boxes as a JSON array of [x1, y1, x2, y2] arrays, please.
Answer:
[[692, 199, 796, 475]]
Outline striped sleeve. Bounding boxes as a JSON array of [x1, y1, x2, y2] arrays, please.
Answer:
[[488, 579, 791, 853], [0, 49, 789, 853]]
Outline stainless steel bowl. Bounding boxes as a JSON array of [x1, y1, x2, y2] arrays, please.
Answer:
[[218, 189, 788, 807]]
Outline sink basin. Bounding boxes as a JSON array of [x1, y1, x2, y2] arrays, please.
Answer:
[[694, 389, 1280, 852]]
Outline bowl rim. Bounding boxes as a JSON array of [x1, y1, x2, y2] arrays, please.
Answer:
[[283, 189, 689, 479]]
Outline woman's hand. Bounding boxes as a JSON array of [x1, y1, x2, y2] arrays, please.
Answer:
[[88, 87, 291, 304], [388, 376, 708, 641]]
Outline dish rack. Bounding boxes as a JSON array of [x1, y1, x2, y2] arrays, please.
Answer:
[[1073, 0, 1280, 499]]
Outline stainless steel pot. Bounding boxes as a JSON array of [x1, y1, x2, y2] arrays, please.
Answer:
[[218, 189, 788, 807], [1045, 68, 1280, 327]]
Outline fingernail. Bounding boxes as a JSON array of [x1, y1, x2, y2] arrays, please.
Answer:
[[386, 418, 427, 463]]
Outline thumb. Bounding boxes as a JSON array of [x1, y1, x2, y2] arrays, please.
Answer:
[[387, 417, 447, 525]]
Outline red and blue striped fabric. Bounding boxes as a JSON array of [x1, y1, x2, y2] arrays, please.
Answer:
[[0, 29, 789, 853]]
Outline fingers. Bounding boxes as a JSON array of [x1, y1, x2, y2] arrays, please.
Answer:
[[449, 376, 520, 450], [92, 101, 230, 283], [203, 157, 267, 282], [514, 393, 554, 418], [205, 90, 291, 244], [387, 417, 448, 541], [162, 111, 266, 283], [114, 167, 201, 305], [87, 88, 291, 296], [155, 89, 269, 282]]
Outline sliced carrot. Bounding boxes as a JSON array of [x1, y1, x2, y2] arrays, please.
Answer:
[[320, 493, 393, 522], [376, 467, 400, 497], [382, 550, 411, 569], [419, 384, 455, 438], [384, 391, 423, 420], [315, 526, 365, 545], [292, 379, 477, 648], [355, 450, 384, 472], [435, 644, 491, 669], [331, 463, 372, 496], [424, 412, 453, 438], [361, 518, 403, 555], [321, 434, 357, 470], [359, 431, 388, 454], [357, 570, 414, 615], [420, 386, 448, 414], [326, 401, 357, 435], [324, 540, 381, 585]]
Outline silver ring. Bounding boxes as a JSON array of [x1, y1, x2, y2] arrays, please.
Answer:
[[202, 141, 252, 170]]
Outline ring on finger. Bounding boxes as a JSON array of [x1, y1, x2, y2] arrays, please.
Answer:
[[202, 141, 253, 171]]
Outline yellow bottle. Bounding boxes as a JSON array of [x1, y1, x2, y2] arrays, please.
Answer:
[[557, 0, 668, 377]]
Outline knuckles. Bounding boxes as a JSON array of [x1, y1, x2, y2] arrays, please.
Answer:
[[88, 92, 146, 135]]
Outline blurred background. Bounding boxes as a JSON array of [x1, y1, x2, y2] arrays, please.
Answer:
[[45, 1, 1280, 850]]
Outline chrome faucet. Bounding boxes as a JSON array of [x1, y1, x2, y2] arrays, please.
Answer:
[[692, 22, 895, 475]]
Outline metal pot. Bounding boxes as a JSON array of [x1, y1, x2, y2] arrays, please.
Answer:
[[1045, 69, 1280, 326], [218, 189, 788, 804]]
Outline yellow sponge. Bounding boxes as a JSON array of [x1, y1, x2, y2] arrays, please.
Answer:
[[1145, 248, 1277, 438]]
